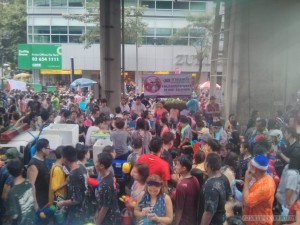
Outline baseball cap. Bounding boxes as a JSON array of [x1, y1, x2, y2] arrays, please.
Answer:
[[4, 148, 23, 162]]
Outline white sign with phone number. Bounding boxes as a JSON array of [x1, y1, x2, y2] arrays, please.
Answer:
[[143, 74, 193, 97]]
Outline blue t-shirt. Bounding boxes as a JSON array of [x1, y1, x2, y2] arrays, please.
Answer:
[[186, 99, 198, 113]]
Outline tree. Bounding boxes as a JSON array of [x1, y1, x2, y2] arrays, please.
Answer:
[[63, 4, 148, 48], [170, 14, 214, 84], [0, 0, 27, 66]]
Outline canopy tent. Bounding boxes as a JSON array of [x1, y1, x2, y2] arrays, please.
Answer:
[[5, 79, 27, 91], [70, 78, 97, 88], [198, 81, 221, 89]]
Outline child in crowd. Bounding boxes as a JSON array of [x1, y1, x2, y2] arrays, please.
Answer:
[[49, 146, 67, 204], [7, 158, 36, 225]]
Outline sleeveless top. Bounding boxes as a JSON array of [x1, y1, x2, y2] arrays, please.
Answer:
[[138, 193, 166, 225], [28, 157, 50, 208]]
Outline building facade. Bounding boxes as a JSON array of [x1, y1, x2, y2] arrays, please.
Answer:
[[27, 0, 219, 88]]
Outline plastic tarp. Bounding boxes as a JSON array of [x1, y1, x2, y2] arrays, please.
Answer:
[[6, 79, 27, 91]]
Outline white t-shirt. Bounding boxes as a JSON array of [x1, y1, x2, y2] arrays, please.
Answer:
[[85, 126, 100, 146], [276, 165, 300, 206]]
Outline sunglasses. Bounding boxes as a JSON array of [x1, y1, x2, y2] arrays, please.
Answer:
[[146, 180, 162, 187]]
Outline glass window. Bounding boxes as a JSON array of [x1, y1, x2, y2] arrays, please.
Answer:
[[190, 2, 206, 11], [173, 1, 189, 10], [34, 26, 50, 34], [156, 28, 172, 37], [52, 26, 68, 34], [28, 35, 33, 43], [69, 35, 82, 43], [33, 0, 49, 6], [143, 28, 154, 36], [28, 27, 33, 34], [143, 37, 155, 45], [51, 0, 67, 6], [69, 0, 83, 7], [124, 0, 137, 7], [86, 0, 99, 7], [141, 0, 155, 8], [34, 35, 50, 43], [69, 26, 84, 34], [156, 37, 168, 45], [51, 35, 68, 43], [189, 28, 205, 37], [173, 38, 188, 45], [156, 1, 172, 9]]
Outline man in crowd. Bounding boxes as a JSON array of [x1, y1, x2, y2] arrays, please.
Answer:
[[94, 153, 121, 225], [243, 155, 276, 225], [131, 96, 146, 116], [205, 96, 220, 125], [27, 138, 50, 210], [200, 153, 228, 225], [175, 155, 200, 225], [120, 98, 130, 113], [137, 137, 170, 193]]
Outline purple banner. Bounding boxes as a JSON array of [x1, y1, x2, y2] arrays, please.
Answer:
[[143, 74, 192, 97]]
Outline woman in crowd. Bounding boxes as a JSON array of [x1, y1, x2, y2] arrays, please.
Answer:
[[160, 117, 170, 138], [110, 118, 131, 160], [132, 118, 152, 154], [134, 174, 173, 225]]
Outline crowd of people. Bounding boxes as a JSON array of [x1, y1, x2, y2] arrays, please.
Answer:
[[0, 88, 299, 225]]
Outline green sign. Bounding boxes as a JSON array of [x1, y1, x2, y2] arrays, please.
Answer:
[[18, 44, 62, 69]]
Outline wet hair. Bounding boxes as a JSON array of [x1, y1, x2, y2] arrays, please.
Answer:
[[115, 106, 121, 114], [101, 98, 107, 104], [62, 146, 77, 163], [136, 118, 146, 130], [161, 117, 168, 125], [7, 158, 23, 177], [149, 137, 163, 153], [132, 137, 143, 149], [285, 126, 298, 139], [115, 118, 125, 129], [40, 110, 50, 122], [206, 153, 222, 171], [94, 116, 105, 126], [36, 138, 49, 152], [55, 146, 64, 159], [76, 144, 89, 161], [226, 216, 246, 225], [207, 139, 221, 152], [194, 150, 206, 164], [102, 145, 115, 155], [177, 155, 193, 172], [162, 132, 174, 145], [224, 152, 239, 172], [97, 152, 113, 169], [179, 115, 189, 124], [134, 162, 149, 184]]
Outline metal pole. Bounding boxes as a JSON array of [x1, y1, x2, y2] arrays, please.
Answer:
[[121, 0, 125, 94], [70, 57, 74, 83]]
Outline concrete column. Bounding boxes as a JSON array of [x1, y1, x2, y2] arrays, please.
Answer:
[[100, 0, 121, 108], [221, 0, 231, 118], [209, 0, 221, 97]]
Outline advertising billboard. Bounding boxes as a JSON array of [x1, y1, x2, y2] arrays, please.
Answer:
[[143, 74, 192, 97], [18, 44, 62, 69]]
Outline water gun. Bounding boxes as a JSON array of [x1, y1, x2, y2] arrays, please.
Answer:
[[119, 195, 136, 206], [122, 162, 131, 174], [190, 140, 200, 154], [87, 177, 100, 187], [36, 203, 57, 221]]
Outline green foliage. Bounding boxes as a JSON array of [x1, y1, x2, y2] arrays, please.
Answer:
[[170, 13, 214, 81], [0, 0, 27, 64], [63, 4, 147, 48], [164, 98, 187, 111]]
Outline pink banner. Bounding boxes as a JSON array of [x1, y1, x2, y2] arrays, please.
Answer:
[[143, 74, 192, 97]]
